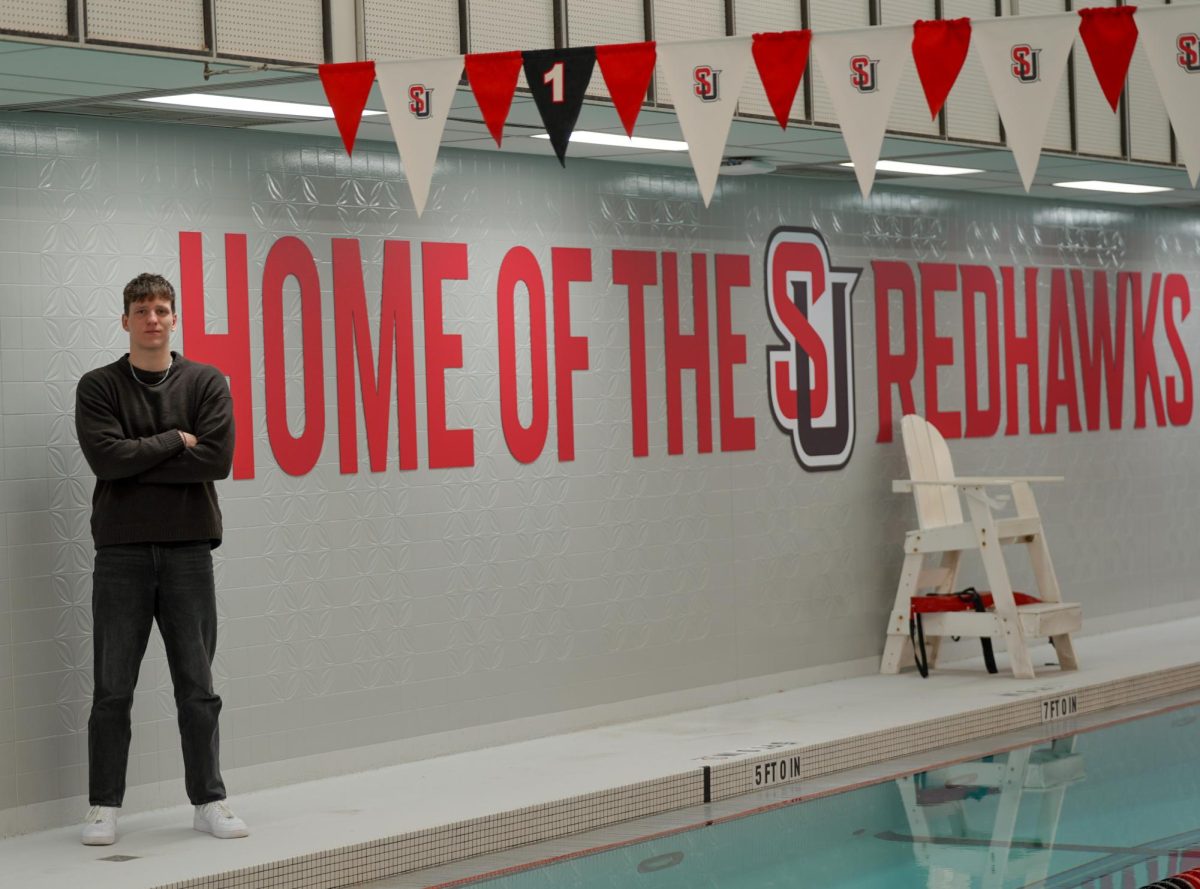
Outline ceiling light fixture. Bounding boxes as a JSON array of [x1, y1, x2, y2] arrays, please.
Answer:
[[140, 93, 386, 118], [1052, 180, 1173, 194], [532, 131, 688, 151], [841, 159, 983, 176]]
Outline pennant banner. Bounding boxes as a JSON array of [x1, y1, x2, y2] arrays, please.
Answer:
[[1078, 6, 1139, 112], [1136, 5, 1200, 187], [752, 30, 812, 130], [596, 41, 657, 137], [973, 14, 1076, 191], [326, 11, 1200, 205], [524, 47, 597, 165], [912, 18, 971, 119], [659, 37, 753, 207], [376, 57, 464, 216], [812, 25, 912, 198], [318, 61, 377, 156], [465, 51, 523, 146]]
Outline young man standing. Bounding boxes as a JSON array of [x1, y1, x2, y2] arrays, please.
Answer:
[[74, 273, 248, 845]]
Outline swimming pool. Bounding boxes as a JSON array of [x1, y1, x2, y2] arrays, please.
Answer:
[[434, 701, 1200, 889]]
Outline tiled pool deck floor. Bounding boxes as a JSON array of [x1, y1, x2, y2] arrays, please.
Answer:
[[4, 616, 1199, 889]]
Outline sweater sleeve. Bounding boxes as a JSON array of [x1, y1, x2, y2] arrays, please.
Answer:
[[136, 371, 235, 484], [75, 373, 187, 480]]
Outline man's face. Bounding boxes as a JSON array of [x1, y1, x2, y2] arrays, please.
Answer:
[[122, 296, 176, 350]]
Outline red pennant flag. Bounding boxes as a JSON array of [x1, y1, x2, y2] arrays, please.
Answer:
[[318, 61, 376, 156], [465, 51, 523, 146], [912, 18, 971, 119], [595, 41, 657, 137], [751, 30, 812, 130], [1078, 6, 1138, 112]]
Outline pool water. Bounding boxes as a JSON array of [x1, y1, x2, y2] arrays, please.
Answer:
[[457, 704, 1200, 889]]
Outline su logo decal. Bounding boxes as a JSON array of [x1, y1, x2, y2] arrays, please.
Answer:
[[765, 228, 860, 471], [693, 66, 722, 101], [408, 84, 433, 119], [1178, 34, 1200, 72], [1011, 45, 1041, 83], [849, 56, 879, 93]]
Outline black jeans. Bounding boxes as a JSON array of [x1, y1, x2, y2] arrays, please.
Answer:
[[88, 542, 226, 807]]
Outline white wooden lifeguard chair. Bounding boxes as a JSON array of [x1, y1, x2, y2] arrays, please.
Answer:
[[881, 415, 1082, 680]]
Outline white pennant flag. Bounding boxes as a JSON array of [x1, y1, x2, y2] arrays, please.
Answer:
[[376, 57, 464, 216], [1137, 5, 1200, 187], [811, 26, 911, 198], [658, 38, 752, 207], [972, 15, 1076, 191]]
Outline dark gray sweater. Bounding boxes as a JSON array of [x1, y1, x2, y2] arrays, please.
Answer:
[[75, 353, 234, 548]]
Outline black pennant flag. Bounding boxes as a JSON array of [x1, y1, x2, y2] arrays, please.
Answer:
[[523, 47, 596, 166]]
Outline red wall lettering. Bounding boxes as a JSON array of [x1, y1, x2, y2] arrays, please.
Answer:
[[1003, 267, 1043, 435], [498, 247, 550, 463], [332, 238, 418, 474], [181, 233, 1197, 477], [960, 265, 1001, 438], [1044, 268, 1082, 433], [552, 247, 591, 462], [919, 263, 961, 438], [1072, 270, 1125, 431], [715, 253, 755, 452], [874, 261, 1194, 443], [1163, 273, 1192, 426], [768, 240, 829, 424], [179, 232, 255, 479], [873, 261, 919, 443], [1128, 272, 1167, 429], [613, 250, 656, 458], [663, 253, 713, 455], [262, 236, 325, 475], [422, 242, 474, 468]]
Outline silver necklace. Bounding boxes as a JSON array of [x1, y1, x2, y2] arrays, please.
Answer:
[[129, 356, 174, 387]]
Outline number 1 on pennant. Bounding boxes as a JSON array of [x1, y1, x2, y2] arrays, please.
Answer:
[[544, 62, 565, 103]]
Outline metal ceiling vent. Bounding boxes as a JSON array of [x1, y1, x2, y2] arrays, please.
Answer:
[[718, 157, 777, 176]]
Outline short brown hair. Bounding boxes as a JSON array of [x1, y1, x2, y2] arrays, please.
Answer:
[[123, 273, 176, 315]]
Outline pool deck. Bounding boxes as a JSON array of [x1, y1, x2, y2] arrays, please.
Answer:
[[3, 615, 1200, 889]]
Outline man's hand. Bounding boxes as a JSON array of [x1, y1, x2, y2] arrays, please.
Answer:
[[179, 431, 198, 449]]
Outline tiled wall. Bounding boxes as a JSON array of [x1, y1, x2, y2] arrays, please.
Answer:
[[1, 112, 1198, 825]]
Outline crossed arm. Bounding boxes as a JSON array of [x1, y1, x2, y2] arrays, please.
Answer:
[[75, 373, 234, 484]]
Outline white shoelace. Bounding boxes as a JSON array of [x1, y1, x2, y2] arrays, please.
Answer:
[[208, 801, 236, 820], [86, 806, 113, 824]]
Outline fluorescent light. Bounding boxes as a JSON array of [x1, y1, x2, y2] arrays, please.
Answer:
[[1053, 180, 1172, 194], [140, 93, 385, 119], [841, 159, 982, 176], [532, 131, 688, 151]]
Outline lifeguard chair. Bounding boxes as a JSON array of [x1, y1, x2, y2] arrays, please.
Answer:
[[881, 415, 1082, 680]]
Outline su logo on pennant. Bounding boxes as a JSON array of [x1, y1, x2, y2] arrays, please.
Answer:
[[1010, 45, 1041, 83], [693, 66, 722, 101], [765, 228, 860, 472], [849, 56, 879, 93], [1178, 34, 1200, 72], [408, 84, 433, 119]]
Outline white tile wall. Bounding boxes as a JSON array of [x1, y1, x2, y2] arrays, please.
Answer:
[[0, 108, 1198, 829]]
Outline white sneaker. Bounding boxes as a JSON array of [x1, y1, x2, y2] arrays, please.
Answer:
[[193, 800, 249, 839], [81, 806, 118, 846]]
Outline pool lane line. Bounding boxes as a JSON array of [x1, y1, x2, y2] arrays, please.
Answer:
[[876, 829, 1200, 859]]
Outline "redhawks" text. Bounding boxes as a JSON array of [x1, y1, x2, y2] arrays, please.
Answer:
[[874, 261, 1192, 442]]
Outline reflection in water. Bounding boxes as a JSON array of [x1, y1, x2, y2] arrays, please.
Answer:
[[896, 737, 1084, 889], [442, 704, 1200, 889]]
